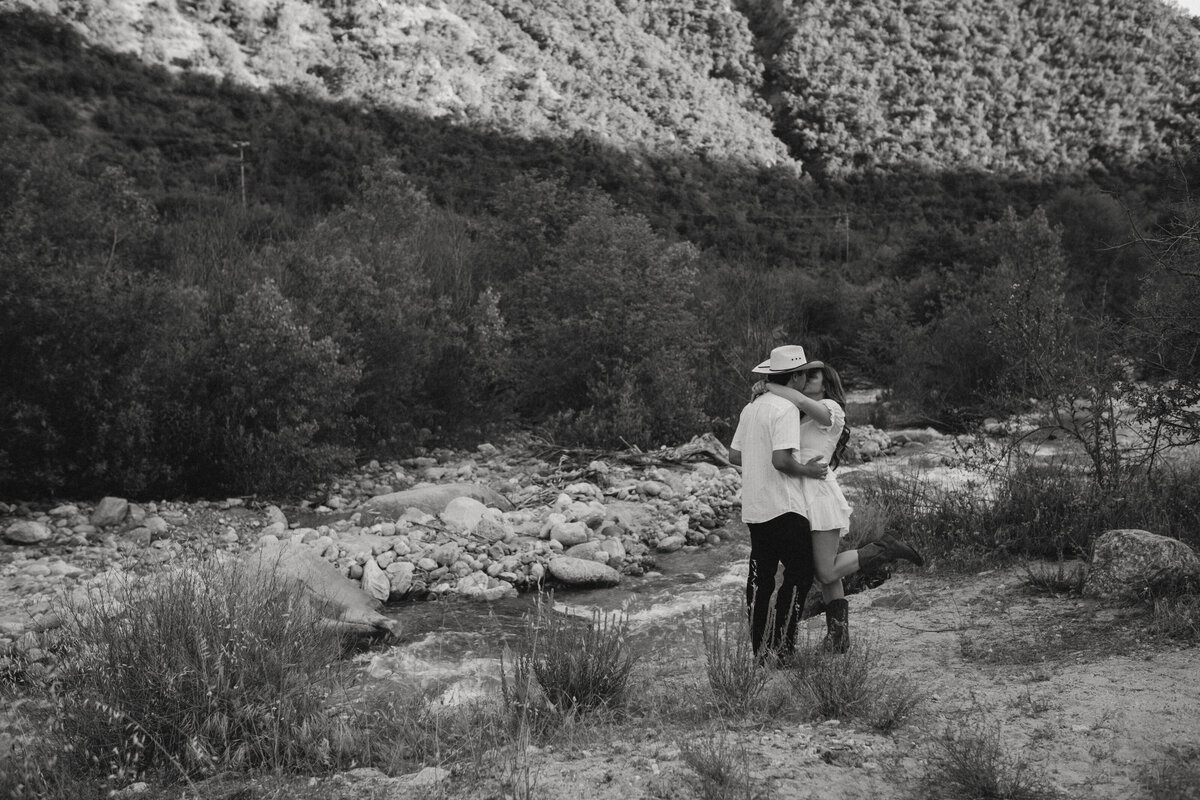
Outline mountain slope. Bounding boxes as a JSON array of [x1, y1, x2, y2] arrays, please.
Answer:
[[759, 0, 1200, 176], [7, 0, 797, 170]]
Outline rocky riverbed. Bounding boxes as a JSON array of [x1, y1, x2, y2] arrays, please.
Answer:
[[0, 424, 990, 683]]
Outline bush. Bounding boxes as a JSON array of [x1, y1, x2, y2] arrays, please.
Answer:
[[784, 634, 921, 731], [700, 605, 769, 716], [277, 167, 514, 451], [501, 597, 638, 723], [869, 208, 1077, 428], [54, 558, 367, 782], [850, 457, 1200, 569], [505, 204, 709, 447], [197, 279, 358, 494], [679, 731, 756, 800], [925, 717, 1059, 800]]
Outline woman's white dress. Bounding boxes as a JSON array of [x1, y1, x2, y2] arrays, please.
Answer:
[[795, 399, 852, 533]]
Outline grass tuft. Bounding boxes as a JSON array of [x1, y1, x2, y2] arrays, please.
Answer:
[[1023, 560, 1087, 597], [1140, 745, 1200, 800], [784, 634, 922, 731], [700, 605, 768, 716], [52, 557, 374, 783], [925, 717, 1059, 800], [679, 731, 758, 800], [501, 595, 638, 727]]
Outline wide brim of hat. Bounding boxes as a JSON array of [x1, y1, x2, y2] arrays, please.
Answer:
[[751, 359, 824, 375]]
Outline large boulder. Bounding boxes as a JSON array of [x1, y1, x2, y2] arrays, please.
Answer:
[[4, 520, 53, 545], [1084, 529, 1200, 601], [245, 542, 402, 639], [363, 483, 513, 519], [441, 496, 488, 532], [547, 556, 621, 588], [91, 497, 130, 528]]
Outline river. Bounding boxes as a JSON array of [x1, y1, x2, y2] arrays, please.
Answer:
[[363, 524, 755, 704]]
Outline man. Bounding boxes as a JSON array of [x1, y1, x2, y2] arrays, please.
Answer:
[[729, 344, 828, 659]]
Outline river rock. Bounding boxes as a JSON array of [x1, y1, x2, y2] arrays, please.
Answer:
[[428, 543, 462, 567], [4, 520, 52, 544], [550, 521, 589, 547], [143, 516, 170, 536], [890, 428, 944, 445], [361, 558, 391, 602], [387, 561, 415, 598], [638, 480, 673, 498], [547, 556, 621, 587], [91, 497, 129, 528], [364, 483, 513, 519], [441, 496, 487, 532], [264, 505, 288, 527], [245, 542, 401, 639], [565, 540, 610, 563], [124, 528, 153, 547], [1085, 529, 1200, 601], [657, 535, 686, 553], [600, 538, 626, 561]]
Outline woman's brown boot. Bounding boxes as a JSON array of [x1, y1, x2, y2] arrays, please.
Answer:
[[858, 534, 925, 572], [822, 598, 850, 653]]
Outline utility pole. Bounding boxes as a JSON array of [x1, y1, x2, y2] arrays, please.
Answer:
[[843, 209, 850, 264], [233, 141, 250, 209]]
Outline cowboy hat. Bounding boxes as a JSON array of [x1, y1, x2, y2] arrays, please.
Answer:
[[751, 345, 824, 375]]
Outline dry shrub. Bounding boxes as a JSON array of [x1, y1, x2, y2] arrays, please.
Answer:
[[925, 717, 1059, 800], [785, 634, 922, 731], [700, 605, 768, 716], [501, 596, 638, 726], [54, 557, 366, 782]]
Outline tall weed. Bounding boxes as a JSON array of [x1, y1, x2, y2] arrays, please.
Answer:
[[785, 634, 921, 731], [55, 557, 364, 781], [501, 597, 638, 725], [700, 605, 768, 715], [925, 716, 1059, 800]]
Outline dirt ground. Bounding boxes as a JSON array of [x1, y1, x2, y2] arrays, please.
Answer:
[[421, 562, 1197, 800]]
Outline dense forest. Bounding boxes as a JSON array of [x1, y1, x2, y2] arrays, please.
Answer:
[[1, 0, 1198, 498]]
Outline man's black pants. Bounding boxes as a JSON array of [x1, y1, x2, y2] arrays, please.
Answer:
[[746, 512, 814, 656]]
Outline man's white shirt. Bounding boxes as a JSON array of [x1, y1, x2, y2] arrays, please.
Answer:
[[731, 394, 809, 523]]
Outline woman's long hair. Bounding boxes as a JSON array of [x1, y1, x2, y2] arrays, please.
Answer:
[[821, 365, 851, 470]]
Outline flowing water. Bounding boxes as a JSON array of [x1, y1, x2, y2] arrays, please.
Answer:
[[363, 527, 754, 704]]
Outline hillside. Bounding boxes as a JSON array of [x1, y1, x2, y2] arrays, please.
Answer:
[[7, 0, 1200, 179], [6, 0, 795, 170]]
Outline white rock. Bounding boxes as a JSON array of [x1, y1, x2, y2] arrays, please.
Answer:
[[565, 541, 609, 563], [550, 521, 589, 547], [387, 561, 415, 598], [657, 535, 686, 553], [91, 497, 129, 528], [600, 538, 626, 561], [361, 558, 391, 602], [564, 481, 603, 500], [547, 556, 620, 587], [405, 766, 450, 787], [264, 505, 288, 527], [143, 516, 170, 535], [4, 520, 53, 545], [441, 496, 488, 532], [1085, 529, 1200, 601]]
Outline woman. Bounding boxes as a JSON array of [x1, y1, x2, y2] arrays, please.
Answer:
[[754, 363, 924, 652]]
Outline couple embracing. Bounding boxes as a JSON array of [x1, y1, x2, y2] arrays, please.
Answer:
[[728, 345, 924, 661]]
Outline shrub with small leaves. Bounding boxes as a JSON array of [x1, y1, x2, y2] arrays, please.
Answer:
[[501, 596, 638, 723]]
